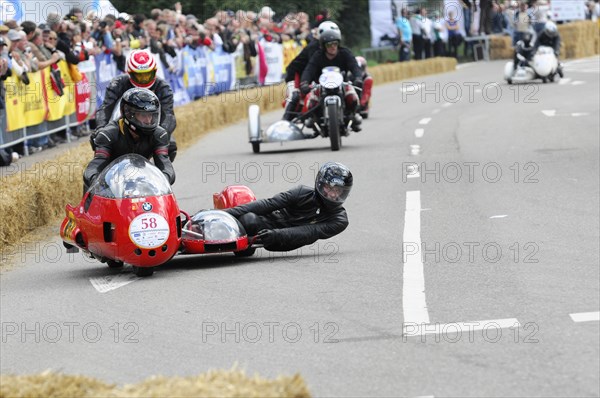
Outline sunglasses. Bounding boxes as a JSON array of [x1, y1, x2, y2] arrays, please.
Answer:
[[325, 41, 338, 48]]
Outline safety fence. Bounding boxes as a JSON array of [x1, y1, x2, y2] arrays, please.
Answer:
[[1, 38, 300, 151]]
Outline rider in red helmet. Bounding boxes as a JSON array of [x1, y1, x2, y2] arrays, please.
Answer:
[[93, 50, 178, 161], [84, 88, 175, 192]]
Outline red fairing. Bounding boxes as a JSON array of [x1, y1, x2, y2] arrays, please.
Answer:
[[213, 185, 256, 209], [361, 75, 373, 107], [182, 235, 249, 254], [61, 193, 181, 268]]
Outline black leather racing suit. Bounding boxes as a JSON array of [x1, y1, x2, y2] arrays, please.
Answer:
[[94, 75, 177, 160], [535, 31, 561, 56], [224, 185, 349, 252], [83, 120, 175, 190], [301, 47, 362, 87]]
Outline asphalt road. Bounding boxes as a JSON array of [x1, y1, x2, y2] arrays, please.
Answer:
[[1, 57, 599, 397]]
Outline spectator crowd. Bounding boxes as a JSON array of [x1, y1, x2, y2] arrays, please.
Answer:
[[394, 0, 600, 62], [1, 3, 331, 163]]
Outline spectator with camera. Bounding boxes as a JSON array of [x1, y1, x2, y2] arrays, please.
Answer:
[[46, 13, 88, 65]]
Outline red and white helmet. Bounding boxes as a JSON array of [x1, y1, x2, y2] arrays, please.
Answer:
[[127, 50, 157, 88]]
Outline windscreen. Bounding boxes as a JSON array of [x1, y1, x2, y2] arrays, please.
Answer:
[[88, 154, 172, 199]]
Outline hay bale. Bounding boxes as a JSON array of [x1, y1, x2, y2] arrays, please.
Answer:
[[0, 145, 89, 247], [0, 369, 311, 398]]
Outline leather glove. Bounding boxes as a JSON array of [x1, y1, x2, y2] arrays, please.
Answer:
[[257, 229, 277, 247], [300, 82, 311, 96]]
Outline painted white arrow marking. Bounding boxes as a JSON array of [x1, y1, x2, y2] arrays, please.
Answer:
[[90, 272, 139, 293]]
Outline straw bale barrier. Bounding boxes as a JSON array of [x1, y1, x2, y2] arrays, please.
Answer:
[[0, 369, 311, 398], [490, 20, 600, 60]]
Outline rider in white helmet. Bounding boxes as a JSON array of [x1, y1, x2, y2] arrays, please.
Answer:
[[534, 20, 563, 77]]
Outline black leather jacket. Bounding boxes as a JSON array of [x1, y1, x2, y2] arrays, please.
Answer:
[[285, 39, 319, 83], [83, 120, 175, 188], [535, 32, 561, 56], [225, 185, 349, 251], [301, 47, 362, 85], [95, 74, 176, 136]]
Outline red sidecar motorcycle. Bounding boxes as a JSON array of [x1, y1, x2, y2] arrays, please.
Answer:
[[60, 154, 257, 277]]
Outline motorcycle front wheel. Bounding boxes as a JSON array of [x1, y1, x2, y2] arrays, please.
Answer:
[[327, 102, 341, 151]]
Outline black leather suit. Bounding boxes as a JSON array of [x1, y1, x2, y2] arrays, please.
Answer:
[[224, 185, 349, 252]]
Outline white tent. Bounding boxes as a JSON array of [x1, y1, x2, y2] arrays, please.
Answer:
[[1, 0, 119, 25]]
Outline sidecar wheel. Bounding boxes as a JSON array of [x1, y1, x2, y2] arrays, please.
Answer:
[[133, 266, 154, 277], [252, 142, 260, 153], [542, 77, 548, 83], [107, 259, 124, 268]]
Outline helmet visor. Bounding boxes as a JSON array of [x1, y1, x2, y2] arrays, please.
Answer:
[[316, 181, 351, 204], [130, 70, 156, 86], [132, 110, 159, 129]]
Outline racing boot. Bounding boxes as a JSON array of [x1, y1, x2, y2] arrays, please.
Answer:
[[351, 113, 363, 132], [557, 63, 564, 78]]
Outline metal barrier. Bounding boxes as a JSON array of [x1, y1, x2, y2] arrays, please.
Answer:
[[463, 35, 491, 61], [0, 110, 82, 155], [360, 46, 398, 63]]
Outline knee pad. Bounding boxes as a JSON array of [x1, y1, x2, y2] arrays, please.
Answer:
[[239, 213, 260, 236], [168, 140, 177, 162]]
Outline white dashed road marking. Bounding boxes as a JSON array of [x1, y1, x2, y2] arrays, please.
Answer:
[[419, 118, 432, 125], [415, 128, 425, 138], [402, 191, 430, 325], [569, 312, 600, 322]]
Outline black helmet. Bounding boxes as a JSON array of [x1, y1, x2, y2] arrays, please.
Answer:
[[120, 88, 160, 135], [319, 28, 342, 50], [315, 162, 353, 207]]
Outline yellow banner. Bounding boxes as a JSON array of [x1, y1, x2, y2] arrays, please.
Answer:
[[282, 39, 307, 71], [4, 70, 46, 132], [46, 60, 76, 121]]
